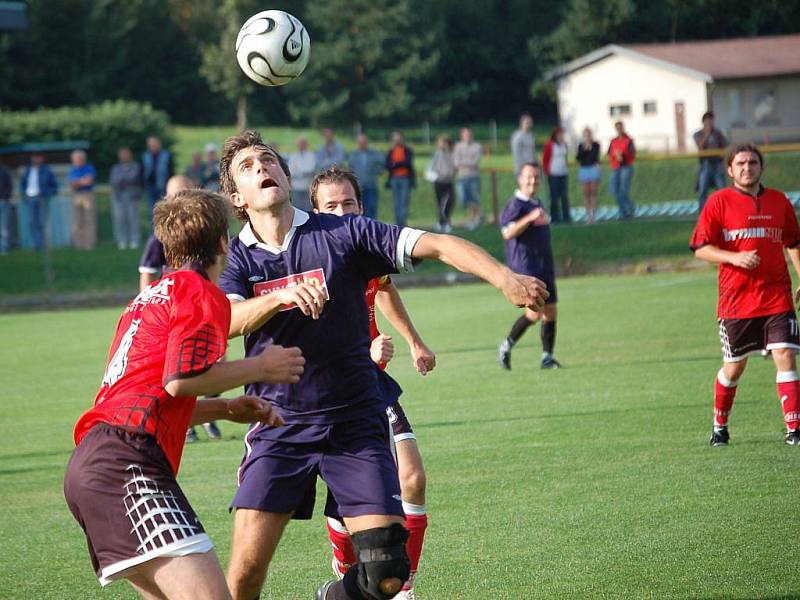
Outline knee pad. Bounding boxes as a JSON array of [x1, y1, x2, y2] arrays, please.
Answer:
[[343, 523, 409, 600]]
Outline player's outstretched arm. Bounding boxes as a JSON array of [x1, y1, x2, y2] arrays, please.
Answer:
[[410, 232, 548, 310], [375, 282, 436, 374], [228, 281, 328, 338], [164, 345, 305, 398], [191, 395, 285, 427], [695, 245, 760, 269]]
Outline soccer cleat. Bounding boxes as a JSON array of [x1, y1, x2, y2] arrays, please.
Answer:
[[541, 357, 561, 369], [784, 429, 800, 446], [709, 426, 729, 447], [316, 580, 336, 600], [203, 421, 222, 440], [186, 427, 199, 443], [498, 340, 512, 370]]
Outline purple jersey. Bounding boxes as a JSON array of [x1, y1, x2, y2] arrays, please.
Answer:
[[500, 192, 555, 278], [138, 235, 166, 275], [219, 208, 424, 425]]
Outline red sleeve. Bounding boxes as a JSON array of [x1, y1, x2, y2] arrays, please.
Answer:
[[690, 195, 722, 250], [784, 196, 800, 248], [542, 140, 553, 175], [163, 274, 230, 386]]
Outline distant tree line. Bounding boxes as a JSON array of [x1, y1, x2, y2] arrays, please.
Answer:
[[0, 0, 798, 128]]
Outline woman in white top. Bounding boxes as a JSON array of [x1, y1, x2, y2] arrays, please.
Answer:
[[542, 127, 571, 223], [427, 134, 455, 232]]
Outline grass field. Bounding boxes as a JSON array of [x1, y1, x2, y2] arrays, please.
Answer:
[[2, 270, 799, 599]]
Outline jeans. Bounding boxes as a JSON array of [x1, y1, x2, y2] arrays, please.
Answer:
[[23, 195, 47, 250], [697, 161, 726, 210], [147, 185, 165, 228], [362, 186, 379, 220], [112, 190, 142, 249], [390, 177, 411, 227], [548, 174, 571, 223], [609, 166, 635, 218], [0, 201, 9, 253], [434, 181, 454, 227], [457, 176, 481, 207]]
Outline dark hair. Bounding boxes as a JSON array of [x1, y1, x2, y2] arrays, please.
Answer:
[[726, 143, 764, 168], [549, 127, 564, 142], [702, 111, 714, 121], [219, 129, 290, 222], [154, 189, 229, 269], [309, 166, 362, 209], [519, 161, 541, 173]]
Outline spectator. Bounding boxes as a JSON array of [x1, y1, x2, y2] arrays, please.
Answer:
[[385, 130, 416, 227], [19, 153, 58, 251], [694, 111, 728, 211], [201, 143, 220, 192], [110, 147, 143, 250], [607, 121, 636, 219], [511, 113, 536, 175], [576, 127, 601, 224], [428, 134, 455, 232], [184, 151, 204, 186], [288, 137, 317, 211], [142, 135, 174, 220], [316, 128, 345, 171], [68, 149, 97, 250], [453, 127, 485, 230], [0, 164, 11, 254], [348, 133, 384, 219], [542, 126, 571, 223]]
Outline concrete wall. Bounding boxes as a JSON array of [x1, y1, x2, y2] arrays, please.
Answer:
[[555, 53, 708, 153]]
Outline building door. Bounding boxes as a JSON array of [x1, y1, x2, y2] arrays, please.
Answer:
[[674, 102, 686, 152]]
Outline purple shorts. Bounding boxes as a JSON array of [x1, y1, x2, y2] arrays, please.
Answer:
[[232, 411, 403, 520]]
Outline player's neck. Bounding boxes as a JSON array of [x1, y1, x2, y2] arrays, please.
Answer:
[[734, 182, 760, 197], [248, 202, 295, 247]]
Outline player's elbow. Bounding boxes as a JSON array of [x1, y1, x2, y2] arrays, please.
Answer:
[[164, 379, 186, 397]]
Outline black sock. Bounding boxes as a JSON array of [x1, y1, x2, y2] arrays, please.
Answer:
[[541, 320, 556, 355], [507, 315, 533, 345]]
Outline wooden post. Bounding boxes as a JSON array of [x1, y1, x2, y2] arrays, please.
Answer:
[[491, 169, 499, 224]]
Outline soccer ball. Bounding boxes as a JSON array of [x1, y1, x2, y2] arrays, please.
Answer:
[[236, 10, 310, 86]]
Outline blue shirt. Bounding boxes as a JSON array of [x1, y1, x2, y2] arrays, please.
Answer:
[[68, 164, 96, 192], [348, 149, 385, 189], [500, 192, 555, 278], [219, 209, 424, 425]]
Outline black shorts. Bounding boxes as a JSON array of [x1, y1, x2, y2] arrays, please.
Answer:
[[63, 424, 211, 586], [718, 311, 800, 362]]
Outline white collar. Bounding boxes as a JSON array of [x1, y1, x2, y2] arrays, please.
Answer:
[[238, 208, 310, 254], [514, 189, 536, 202]]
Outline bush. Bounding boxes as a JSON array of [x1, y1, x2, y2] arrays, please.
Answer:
[[0, 101, 174, 178]]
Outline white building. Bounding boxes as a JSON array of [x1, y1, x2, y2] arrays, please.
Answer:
[[546, 34, 800, 153]]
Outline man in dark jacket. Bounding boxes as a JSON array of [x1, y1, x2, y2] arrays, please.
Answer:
[[0, 164, 12, 254], [19, 153, 59, 251]]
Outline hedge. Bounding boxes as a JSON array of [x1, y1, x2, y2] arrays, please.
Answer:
[[0, 100, 174, 177]]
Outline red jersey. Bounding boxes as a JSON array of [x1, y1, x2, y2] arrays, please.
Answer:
[[607, 135, 635, 169], [366, 275, 391, 369], [690, 186, 800, 319], [73, 268, 230, 474]]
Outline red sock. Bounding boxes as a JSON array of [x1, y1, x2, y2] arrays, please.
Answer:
[[326, 517, 355, 578], [403, 505, 428, 589], [714, 369, 738, 427], [777, 371, 800, 431]]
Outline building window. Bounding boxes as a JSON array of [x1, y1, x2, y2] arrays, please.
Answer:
[[643, 101, 657, 115], [609, 104, 631, 117]]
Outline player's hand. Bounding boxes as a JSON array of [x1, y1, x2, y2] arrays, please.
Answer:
[[226, 395, 285, 427], [411, 340, 436, 375], [500, 272, 549, 311], [528, 208, 550, 226], [731, 250, 760, 270], [370, 334, 394, 365], [275, 282, 327, 319], [256, 345, 305, 384]]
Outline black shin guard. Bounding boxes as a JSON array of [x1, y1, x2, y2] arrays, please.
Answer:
[[341, 524, 410, 600], [508, 315, 533, 345], [541, 320, 556, 355]]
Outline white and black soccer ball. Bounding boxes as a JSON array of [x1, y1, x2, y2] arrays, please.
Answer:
[[236, 10, 310, 86]]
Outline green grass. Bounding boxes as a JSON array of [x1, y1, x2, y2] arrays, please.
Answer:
[[2, 271, 799, 598]]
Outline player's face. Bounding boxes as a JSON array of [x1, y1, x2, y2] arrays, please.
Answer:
[[315, 181, 362, 217], [517, 164, 540, 197], [728, 151, 762, 189], [231, 146, 290, 213]]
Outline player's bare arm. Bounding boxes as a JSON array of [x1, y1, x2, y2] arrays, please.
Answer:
[[695, 244, 760, 269], [228, 281, 328, 337], [500, 208, 546, 241], [164, 345, 305, 397], [411, 232, 549, 310], [787, 247, 800, 303], [375, 282, 436, 374], [191, 395, 285, 427]]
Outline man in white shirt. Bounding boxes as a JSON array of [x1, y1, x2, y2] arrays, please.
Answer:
[[288, 137, 317, 211], [511, 114, 536, 175]]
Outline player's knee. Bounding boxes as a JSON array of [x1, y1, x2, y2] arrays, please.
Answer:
[[400, 467, 426, 502], [227, 557, 267, 598], [344, 524, 410, 599]]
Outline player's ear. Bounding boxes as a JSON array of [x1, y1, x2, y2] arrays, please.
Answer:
[[218, 236, 229, 256], [230, 192, 246, 210]]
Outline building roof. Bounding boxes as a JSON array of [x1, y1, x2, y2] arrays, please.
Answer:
[[546, 34, 800, 82]]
